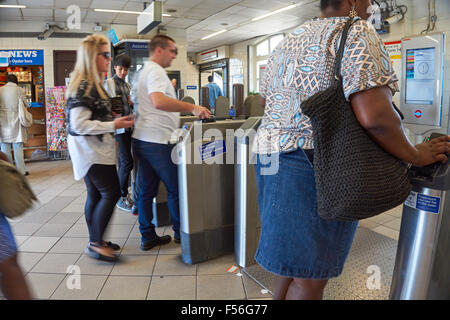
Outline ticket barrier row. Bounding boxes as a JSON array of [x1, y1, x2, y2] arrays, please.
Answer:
[[176, 117, 450, 300]]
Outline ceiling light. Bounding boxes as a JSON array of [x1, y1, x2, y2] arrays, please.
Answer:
[[201, 29, 227, 40], [0, 5, 27, 8], [94, 9, 171, 16], [251, 4, 297, 22]]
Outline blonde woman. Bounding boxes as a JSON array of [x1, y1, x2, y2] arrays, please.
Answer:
[[66, 34, 134, 262]]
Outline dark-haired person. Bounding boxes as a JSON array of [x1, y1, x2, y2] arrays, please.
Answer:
[[253, 0, 450, 300], [205, 75, 223, 112], [0, 74, 28, 175], [105, 54, 136, 213], [132, 34, 210, 250]]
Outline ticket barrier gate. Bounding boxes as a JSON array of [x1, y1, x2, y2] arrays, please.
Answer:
[[151, 115, 200, 227], [177, 119, 246, 264], [390, 135, 450, 299], [234, 117, 262, 267]]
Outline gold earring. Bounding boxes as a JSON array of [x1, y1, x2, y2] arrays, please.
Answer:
[[349, 5, 358, 18]]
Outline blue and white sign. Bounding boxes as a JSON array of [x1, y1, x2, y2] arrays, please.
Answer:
[[0, 50, 44, 66], [130, 42, 148, 50], [186, 85, 197, 90], [405, 191, 441, 214], [107, 29, 119, 45], [199, 140, 226, 161]]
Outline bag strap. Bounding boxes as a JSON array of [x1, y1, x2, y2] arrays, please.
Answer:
[[334, 17, 360, 80]]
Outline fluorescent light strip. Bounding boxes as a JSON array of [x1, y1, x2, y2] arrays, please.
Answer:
[[0, 5, 27, 8], [201, 29, 228, 40], [251, 4, 297, 22], [94, 9, 171, 17]]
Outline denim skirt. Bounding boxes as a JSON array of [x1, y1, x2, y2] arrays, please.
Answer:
[[0, 212, 17, 263], [254, 148, 358, 279]]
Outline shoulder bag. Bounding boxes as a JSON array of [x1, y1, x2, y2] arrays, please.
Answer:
[[18, 88, 33, 128], [0, 159, 37, 218], [301, 17, 411, 221]]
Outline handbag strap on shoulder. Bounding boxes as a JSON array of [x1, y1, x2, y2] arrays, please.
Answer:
[[334, 17, 360, 80]]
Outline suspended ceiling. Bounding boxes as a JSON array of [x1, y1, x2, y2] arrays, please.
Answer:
[[0, 0, 321, 52]]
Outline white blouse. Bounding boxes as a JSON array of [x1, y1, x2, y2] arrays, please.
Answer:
[[67, 107, 116, 180]]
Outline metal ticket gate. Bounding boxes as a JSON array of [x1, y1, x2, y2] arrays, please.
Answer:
[[390, 146, 450, 300], [234, 117, 262, 267], [151, 115, 200, 227], [177, 119, 246, 264]]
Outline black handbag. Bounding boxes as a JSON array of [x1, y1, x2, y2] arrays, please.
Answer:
[[301, 17, 411, 221]]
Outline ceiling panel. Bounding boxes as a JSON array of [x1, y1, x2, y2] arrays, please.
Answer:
[[21, 8, 53, 17], [89, 0, 126, 11], [166, 17, 202, 28], [0, 8, 22, 18], [54, 0, 93, 9], [113, 13, 138, 24], [84, 11, 117, 23], [18, 0, 55, 8]]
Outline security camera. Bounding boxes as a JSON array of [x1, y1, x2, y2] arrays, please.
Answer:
[[384, 12, 403, 25], [38, 28, 55, 40], [38, 24, 55, 40]]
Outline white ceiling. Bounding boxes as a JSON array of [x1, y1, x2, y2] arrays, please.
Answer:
[[0, 0, 321, 52]]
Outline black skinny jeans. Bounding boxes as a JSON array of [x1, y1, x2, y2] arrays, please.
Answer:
[[116, 131, 134, 198], [83, 164, 121, 243]]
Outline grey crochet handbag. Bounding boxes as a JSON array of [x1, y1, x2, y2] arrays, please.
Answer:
[[301, 17, 411, 221]]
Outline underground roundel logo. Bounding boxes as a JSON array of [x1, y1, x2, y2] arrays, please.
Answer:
[[414, 110, 423, 118]]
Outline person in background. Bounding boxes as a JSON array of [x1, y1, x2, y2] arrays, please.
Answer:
[[133, 34, 210, 250], [171, 78, 177, 91], [205, 75, 223, 111], [0, 74, 29, 176], [66, 34, 134, 262], [253, 0, 450, 300], [0, 147, 32, 299], [105, 54, 135, 213]]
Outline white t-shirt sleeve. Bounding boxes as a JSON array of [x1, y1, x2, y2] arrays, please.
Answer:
[[146, 67, 168, 95]]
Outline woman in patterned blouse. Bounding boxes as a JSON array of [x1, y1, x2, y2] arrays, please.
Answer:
[[253, 0, 450, 300]]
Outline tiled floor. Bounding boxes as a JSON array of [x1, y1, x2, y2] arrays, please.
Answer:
[[1, 160, 403, 300], [1, 160, 270, 300]]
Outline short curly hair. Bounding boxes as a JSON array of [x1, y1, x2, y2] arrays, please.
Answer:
[[320, 0, 343, 11]]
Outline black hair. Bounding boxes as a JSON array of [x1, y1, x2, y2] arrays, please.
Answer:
[[208, 75, 213, 82], [6, 74, 18, 84], [114, 54, 131, 68], [149, 34, 176, 55], [320, 0, 343, 11]]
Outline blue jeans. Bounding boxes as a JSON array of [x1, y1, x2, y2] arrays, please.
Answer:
[[1, 143, 26, 175], [132, 139, 180, 242]]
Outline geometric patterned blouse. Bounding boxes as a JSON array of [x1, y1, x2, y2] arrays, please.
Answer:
[[254, 17, 399, 154]]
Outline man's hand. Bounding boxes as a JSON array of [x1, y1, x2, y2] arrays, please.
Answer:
[[192, 105, 211, 119]]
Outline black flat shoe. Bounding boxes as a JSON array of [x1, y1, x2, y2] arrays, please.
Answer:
[[140, 235, 172, 251], [85, 243, 118, 262], [104, 241, 121, 251]]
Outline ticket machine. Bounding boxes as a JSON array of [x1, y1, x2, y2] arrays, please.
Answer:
[[400, 33, 446, 143]]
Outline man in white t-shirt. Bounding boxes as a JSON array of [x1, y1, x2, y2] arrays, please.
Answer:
[[132, 34, 210, 251]]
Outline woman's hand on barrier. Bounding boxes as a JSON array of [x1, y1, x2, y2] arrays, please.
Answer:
[[114, 115, 135, 129], [413, 135, 450, 167]]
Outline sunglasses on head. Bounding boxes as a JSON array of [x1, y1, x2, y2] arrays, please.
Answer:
[[98, 51, 111, 59]]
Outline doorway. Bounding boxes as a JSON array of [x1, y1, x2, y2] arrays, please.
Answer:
[[53, 50, 76, 87], [198, 58, 229, 98]]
